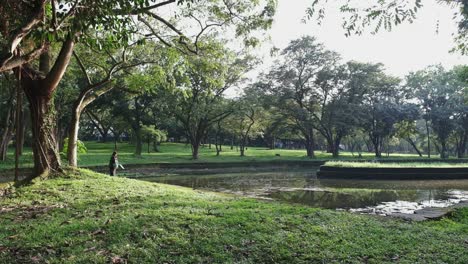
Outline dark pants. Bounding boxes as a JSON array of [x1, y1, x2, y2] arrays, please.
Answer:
[[109, 167, 117, 176]]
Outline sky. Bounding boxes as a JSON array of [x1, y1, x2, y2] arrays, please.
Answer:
[[253, 0, 468, 78]]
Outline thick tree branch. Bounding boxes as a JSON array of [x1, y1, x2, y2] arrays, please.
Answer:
[[43, 35, 76, 91], [0, 43, 48, 72], [0, 0, 47, 70]]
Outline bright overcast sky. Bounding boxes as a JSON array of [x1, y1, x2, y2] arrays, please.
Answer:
[[256, 0, 468, 78]]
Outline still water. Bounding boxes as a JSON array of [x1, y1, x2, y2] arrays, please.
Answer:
[[136, 169, 468, 215]]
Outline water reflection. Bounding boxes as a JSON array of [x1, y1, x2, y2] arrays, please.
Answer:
[[136, 169, 468, 215]]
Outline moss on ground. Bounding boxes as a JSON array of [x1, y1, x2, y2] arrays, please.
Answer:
[[0, 169, 467, 263]]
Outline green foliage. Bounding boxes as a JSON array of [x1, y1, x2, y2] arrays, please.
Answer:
[[141, 125, 167, 142], [62, 138, 88, 155], [305, 0, 468, 54]]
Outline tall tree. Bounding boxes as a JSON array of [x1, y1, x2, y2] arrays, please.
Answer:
[[358, 66, 404, 158], [173, 42, 252, 159], [406, 65, 465, 158], [269, 36, 339, 157]]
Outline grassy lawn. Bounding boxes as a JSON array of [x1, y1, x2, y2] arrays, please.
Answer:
[[0, 169, 467, 263], [325, 161, 468, 168], [0, 141, 430, 170]]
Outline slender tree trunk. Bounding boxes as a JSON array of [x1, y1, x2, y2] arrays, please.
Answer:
[[332, 136, 341, 158], [215, 134, 220, 156], [67, 108, 81, 167], [101, 130, 109, 143], [153, 140, 160, 152], [18, 109, 28, 155], [425, 119, 431, 158], [147, 137, 151, 153], [440, 140, 448, 159], [371, 136, 382, 158], [304, 129, 315, 158], [0, 101, 15, 161], [16, 95, 24, 156], [239, 134, 247, 157], [240, 144, 245, 156], [407, 137, 423, 157], [134, 127, 143, 156]]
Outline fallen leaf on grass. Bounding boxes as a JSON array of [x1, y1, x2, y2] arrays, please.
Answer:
[[97, 250, 110, 256], [84, 246, 97, 252], [60, 220, 71, 225], [30, 255, 42, 263], [111, 256, 127, 264], [91, 229, 106, 236]]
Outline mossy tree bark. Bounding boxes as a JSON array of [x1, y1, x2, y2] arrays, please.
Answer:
[[20, 36, 75, 178]]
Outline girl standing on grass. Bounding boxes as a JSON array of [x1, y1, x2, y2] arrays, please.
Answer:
[[109, 151, 119, 176]]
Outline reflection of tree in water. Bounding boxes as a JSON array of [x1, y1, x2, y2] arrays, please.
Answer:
[[140, 171, 468, 209], [269, 190, 421, 209], [151, 172, 312, 192]]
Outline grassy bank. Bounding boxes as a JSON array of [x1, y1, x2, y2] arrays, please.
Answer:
[[0, 142, 432, 170], [325, 161, 468, 168], [1, 170, 467, 263]]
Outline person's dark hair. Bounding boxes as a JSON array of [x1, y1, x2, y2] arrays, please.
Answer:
[[112, 151, 117, 156]]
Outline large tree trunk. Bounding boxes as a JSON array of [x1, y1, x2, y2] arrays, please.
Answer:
[[20, 36, 75, 178], [192, 141, 200, 160], [24, 86, 61, 176], [456, 132, 467, 158], [371, 135, 382, 158]]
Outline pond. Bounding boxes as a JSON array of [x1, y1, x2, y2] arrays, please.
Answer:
[[134, 169, 468, 216]]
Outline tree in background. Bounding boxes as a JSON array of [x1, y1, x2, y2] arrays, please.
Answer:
[[0, 75, 16, 160], [230, 87, 264, 157], [406, 65, 465, 158], [269, 36, 339, 157], [141, 125, 167, 153], [358, 65, 404, 157], [173, 42, 253, 159]]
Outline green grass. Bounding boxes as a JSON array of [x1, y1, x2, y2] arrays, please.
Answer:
[[0, 169, 467, 263], [325, 161, 468, 168], [0, 141, 432, 170]]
